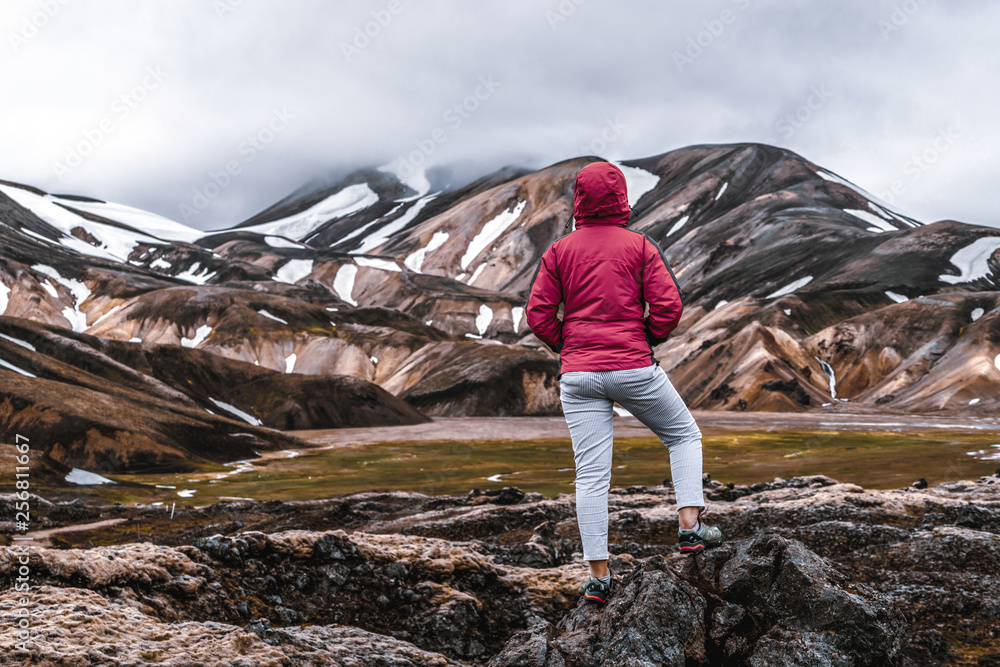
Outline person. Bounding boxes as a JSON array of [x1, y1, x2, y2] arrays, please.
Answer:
[[526, 161, 722, 605]]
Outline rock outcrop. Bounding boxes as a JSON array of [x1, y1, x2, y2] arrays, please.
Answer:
[[2, 473, 998, 665], [491, 536, 903, 666]]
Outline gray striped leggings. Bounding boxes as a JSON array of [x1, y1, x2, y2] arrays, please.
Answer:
[[560, 363, 704, 561]]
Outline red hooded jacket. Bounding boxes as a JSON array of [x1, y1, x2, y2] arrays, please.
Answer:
[[526, 161, 684, 373]]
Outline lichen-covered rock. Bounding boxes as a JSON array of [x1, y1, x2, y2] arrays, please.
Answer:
[[1, 474, 998, 664], [0, 586, 466, 666]]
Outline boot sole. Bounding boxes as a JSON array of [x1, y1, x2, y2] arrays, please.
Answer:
[[678, 539, 722, 554]]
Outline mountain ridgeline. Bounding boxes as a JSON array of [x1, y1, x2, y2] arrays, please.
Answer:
[[1, 143, 999, 476]]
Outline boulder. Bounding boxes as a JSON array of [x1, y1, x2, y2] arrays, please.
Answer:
[[490, 535, 904, 666]]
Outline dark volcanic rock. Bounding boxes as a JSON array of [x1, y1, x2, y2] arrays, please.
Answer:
[[490, 535, 904, 666], [1, 475, 999, 664]]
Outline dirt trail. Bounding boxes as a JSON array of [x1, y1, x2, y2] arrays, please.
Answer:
[[24, 518, 128, 547], [294, 412, 1000, 449]]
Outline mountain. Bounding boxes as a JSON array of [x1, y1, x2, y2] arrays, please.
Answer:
[[1, 143, 999, 478]]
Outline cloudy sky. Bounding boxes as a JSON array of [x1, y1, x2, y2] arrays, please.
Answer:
[[1, 0, 996, 231]]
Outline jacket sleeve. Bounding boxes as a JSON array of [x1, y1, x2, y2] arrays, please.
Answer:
[[642, 235, 684, 345], [526, 244, 564, 353]]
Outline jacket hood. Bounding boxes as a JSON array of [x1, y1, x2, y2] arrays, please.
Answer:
[[573, 161, 630, 225]]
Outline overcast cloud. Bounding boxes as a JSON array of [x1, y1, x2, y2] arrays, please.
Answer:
[[0, 0, 996, 231]]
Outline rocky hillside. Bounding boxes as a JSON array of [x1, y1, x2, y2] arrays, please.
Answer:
[[2, 144, 1000, 477], [2, 472, 998, 665]]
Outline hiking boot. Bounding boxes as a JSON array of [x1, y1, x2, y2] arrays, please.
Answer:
[[580, 567, 621, 605], [678, 520, 723, 554]]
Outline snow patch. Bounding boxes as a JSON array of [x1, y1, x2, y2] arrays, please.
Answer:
[[241, 184, 379, 240], [333, 264, 358, 306], [150, 258, 172, 270], [258, 310, 288, 325], [379, 161, 430, 198], [175, 262, 216, 285], [181, 325, 212, 348], [0, 357, 35, 377], [264, 235, 305, 249], [89, 305, 122, 329], [335, 205, 401, 247], [461, 200, 527, 270], [208, 397, 261, 425], [714, 300, 728, 310], [273, 259, 314, 284], [475, 304, 493, 336], [177, 489, 197, 498], [0, 184, 161, 262], [0, 332, 35, 351], [351, 194, 436, 255], [615, 163, 660, 207], [766, 276, 813, 299], [845, 209, 897, 233], [55, 198, 203, 244], [0, 282, 8, 315], [885, 291, 909, 303], [404, 230, 449, 272], [969, 398, 981, 405], [467, 263, 486, 285], [966, 445, 1000, 461], [511, 306, 524, 333], [285, 353, 296, 373], [129, 337, 142, 343], [667, 215, 690, 237], [65, 468, 115, 485], [815, 170, 911, 221], [939, 237, 1000, 284], [867, 202, 894, 220], [63, 308, 88, 333], [715, 182, 729, 201], [971, 308, 985, 322], [32, 264, 91, 332], [355, 257, 401, 272]]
